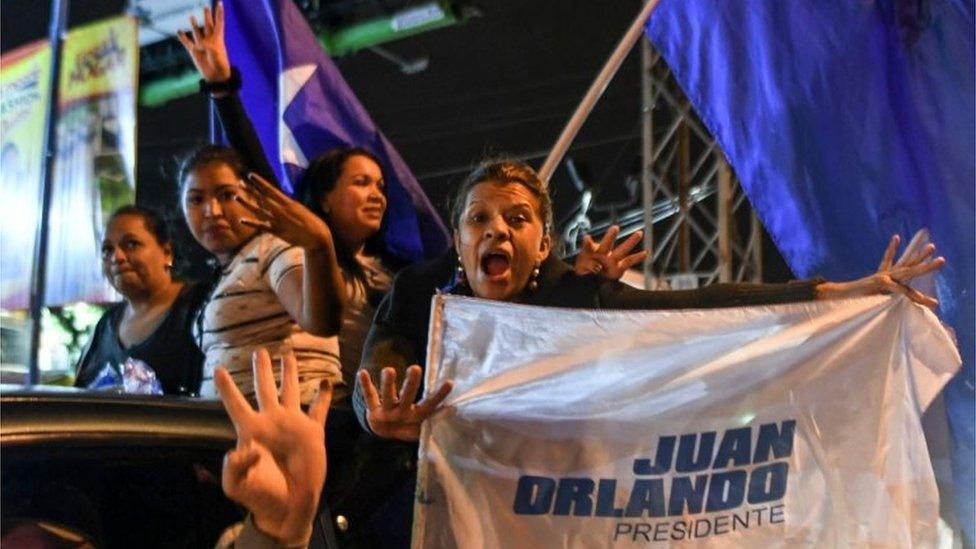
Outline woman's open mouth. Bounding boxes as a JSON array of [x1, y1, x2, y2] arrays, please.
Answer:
[[480, 250, 511, 282]]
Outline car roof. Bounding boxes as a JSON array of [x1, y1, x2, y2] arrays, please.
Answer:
[[1, 386, 235, 451]]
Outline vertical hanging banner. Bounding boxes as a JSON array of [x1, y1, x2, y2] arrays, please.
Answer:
[[416, 295, 960, 547], [42, 15, 139, 305], [0, 16, 138, 308], [0, 41, 51, 310]]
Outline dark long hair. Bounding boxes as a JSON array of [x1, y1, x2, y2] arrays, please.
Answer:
[[297, 147, 402, 285]]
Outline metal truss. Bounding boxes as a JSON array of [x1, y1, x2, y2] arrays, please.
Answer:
[[640, 40, 763, 290]]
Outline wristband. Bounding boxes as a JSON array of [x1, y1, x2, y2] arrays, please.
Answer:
[[200, 66, 242, 95]]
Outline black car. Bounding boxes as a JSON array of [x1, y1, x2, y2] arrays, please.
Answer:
[[1, 387, 242, 547]]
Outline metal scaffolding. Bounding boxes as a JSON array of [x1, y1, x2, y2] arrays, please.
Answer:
[[640, 39, 763, 290]]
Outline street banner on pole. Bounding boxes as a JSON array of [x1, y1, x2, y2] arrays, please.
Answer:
[[416, 295, 959, 547], [1, 16, 139, 309], [1, 41, 51, 310]]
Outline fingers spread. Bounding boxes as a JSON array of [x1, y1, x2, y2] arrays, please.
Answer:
[[189, 15, 205, 41], [398, 365, 423, 408], [214, 367, 254, 432], [176, 30, 194, 51], [619, 250, 649, 271], [215, 1, 225, 35], [239, 218, 274, 231], [581, 234, 597, 253], [380, 367, 398, 409], [597, 226, 620, 254], [908, 256, 946, 277], [898, 229, 929, 264], [878, 234, 899, 271], [252, 348, 280, 411], [233, 193, 269, 216], [610, 230, 643, 260], [279, 353, 300, 409], [203, 6, 215, 34], [358, 370, 382, 410], [903, 243, 936, 268], [882, 277, 939, 308], [414, 380, 454, 418], [247, 172, 287, 203]]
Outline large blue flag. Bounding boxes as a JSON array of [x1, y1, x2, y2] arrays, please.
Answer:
[[646, 0, 974, 537], [222, 0, 449, 262]]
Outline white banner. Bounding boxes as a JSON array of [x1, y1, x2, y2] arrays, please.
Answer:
[[415, 295, 960, 548]]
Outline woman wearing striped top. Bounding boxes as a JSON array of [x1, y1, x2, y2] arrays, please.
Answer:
[[178, 9, 402, 403], [179, 146, 346, 404]]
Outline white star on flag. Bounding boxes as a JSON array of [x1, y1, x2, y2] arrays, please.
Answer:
[[278, 63, 317, 170]]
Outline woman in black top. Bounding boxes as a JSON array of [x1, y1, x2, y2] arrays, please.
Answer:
[[75, 206, 206, 396]]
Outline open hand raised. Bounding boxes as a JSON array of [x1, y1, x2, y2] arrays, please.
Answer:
[[215, 349, 331, 546], [357, 366, 453, 442]]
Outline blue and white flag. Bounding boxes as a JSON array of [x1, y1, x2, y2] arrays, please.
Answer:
[[644, 1, 974, 536], [222, 0, 449, 262], [416, 295, 959, 547]]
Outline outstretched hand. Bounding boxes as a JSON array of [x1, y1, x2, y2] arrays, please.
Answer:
[[215, 349, 331, 546], [574, 225, 648, 280], [815, 230, 945, 308], [237, 172, 335, 252], [177, 2, 232, 84], [357, 366, 453, 442], [871, 231, 944, 307]]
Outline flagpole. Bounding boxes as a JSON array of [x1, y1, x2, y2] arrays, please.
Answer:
[[538, 0, 662, 183], [25, 0, 70, 385]]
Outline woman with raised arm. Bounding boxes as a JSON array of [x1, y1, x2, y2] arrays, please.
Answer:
[[175, 3, 643, 400], [178, 6, 399, 400]]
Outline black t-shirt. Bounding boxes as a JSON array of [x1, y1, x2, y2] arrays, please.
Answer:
[[74, 283, 208, 396]]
